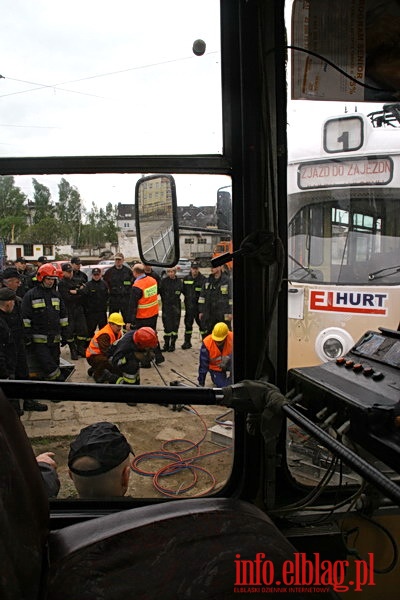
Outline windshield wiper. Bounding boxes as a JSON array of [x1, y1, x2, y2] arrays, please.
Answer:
[[288, 255, 318, 279], [368, 264, 400, 281]]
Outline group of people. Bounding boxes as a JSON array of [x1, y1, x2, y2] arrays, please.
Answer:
[[83, 257, 233, 389], [0, 252, 234, 417]]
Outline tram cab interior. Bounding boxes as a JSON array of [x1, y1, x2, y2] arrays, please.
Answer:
[[1, 1, 400, 599]]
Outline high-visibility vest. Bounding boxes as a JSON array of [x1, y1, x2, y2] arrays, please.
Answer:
[[203, 332, 233, 372], [133, 275, 159, 319], [86, 323, 121, 357]]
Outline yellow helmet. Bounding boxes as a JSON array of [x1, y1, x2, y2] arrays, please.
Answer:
[[211, 322, 229, 342], [108, 312, 125, 326]]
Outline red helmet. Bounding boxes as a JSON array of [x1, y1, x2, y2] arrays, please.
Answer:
[[133, 327, 158, 349], [37, 263, 58, 282]]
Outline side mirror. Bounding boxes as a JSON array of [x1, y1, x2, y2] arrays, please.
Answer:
[[135, 174, 180, 266]]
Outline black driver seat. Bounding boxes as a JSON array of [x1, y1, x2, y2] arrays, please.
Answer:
[[0, 390, 337, 600]]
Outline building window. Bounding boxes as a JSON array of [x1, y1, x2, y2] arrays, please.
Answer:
[[184, 238, 194, 244], [23, 244, 34, 256], [198, 238, 207, 244]]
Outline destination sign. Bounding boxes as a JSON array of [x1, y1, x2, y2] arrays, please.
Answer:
[[298, 157, 393, 189]]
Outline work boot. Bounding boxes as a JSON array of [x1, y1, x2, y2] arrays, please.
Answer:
[[181, 334, 192, 349], [97, 369, 115, 383], [168, 335, 177, 352], [23, 399, 48, 412], [162, 336, 170, 352], [68, 343, 79, 361], [76, 340, 87, 357]]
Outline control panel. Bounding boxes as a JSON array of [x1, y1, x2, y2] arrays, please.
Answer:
[[287, 328, 400, 474]]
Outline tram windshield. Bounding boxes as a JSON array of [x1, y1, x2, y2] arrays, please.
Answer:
[[288, 191, 400, 285]]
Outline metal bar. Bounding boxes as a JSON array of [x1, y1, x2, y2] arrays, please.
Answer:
[[283, 404, 400, 506], [0, 380, 221, 405]]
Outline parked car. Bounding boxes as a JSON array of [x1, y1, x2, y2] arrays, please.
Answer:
[[174, 258, 191, 279]]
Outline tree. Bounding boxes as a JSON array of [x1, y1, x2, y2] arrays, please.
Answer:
[[32, 178, 55, 223], [0, 176, 27, 219], [57, 178, 84, 245], [22, 218, 65, 245], [0, 216, 28, 243]]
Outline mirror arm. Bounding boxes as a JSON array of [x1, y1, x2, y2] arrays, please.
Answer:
[[211, 231, 279, 268]]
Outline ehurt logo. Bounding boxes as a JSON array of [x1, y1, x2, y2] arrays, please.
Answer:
[[309, 290, 388, 315], [233, 552, 375, 594]]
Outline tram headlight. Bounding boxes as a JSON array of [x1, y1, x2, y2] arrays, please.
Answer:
[[323, 338, 343, 359], [315, 328, 354, 363]]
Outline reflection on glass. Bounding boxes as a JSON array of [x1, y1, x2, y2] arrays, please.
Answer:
[[135, 175, 177, 265]]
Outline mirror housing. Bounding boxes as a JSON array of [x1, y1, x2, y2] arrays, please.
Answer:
[[135, 174, 180, 266]]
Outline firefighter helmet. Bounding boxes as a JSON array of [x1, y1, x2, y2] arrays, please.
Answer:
[[133, 327, 158, 349], [108, 312, 125, 326], [211, 322, 229, 342], [36, 263, 58, 282]]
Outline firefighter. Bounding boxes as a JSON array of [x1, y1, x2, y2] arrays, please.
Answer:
[[27, 255, 48, 289], [126, 263, 164, 365], [103, 253, 134, 323], [198, 263, 233, 338], [58, 263, 89, 360], [0, 268, 48, 412], [159, 267, 183, 352], [13, 257, 30, 297], [109, 327, 159, 404], [85, 312, 124, 383], [181, 261, 206, 349], [21, 263, 68, 382], [70, 256, 88, 286], [143, 263, 161, 286], [82, 267, 109, 340], [198, 322, 233, 388]]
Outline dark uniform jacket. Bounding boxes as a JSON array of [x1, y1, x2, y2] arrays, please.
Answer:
[[103, 265, 134, 299], [109, 330, 142, 366], [82, 278, 109, 312], [58, 277, 86, 310], [0, 311, 16, 378], [182, 272, 206, 310], [21, 285, 68, 344], [159, 277, 183, 313], [198, 272, 232, 333], [71, 270, 88, 286]]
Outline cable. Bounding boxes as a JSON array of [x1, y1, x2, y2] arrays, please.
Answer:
[[130, 404, 232, 497], [342, 512, 399, 574], [288, 45, 393, 93]]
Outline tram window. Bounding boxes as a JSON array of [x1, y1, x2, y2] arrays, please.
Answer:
[[11, 170, 233, 501], [0, 0, 222, 157]]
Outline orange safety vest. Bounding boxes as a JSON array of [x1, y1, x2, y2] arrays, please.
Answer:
[[133, 275, 159, 319], [86, 323, 121, 357], [203, 331, 233, 372]]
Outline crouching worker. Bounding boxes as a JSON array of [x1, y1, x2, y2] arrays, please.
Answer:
[[68, 422, 134, 499], [85, 312, 124, 383], [198, 322, 233, 388], [109, 327, 159, 407]]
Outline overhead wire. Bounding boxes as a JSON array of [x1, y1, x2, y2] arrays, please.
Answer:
[[0, 51, 219, 100]]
